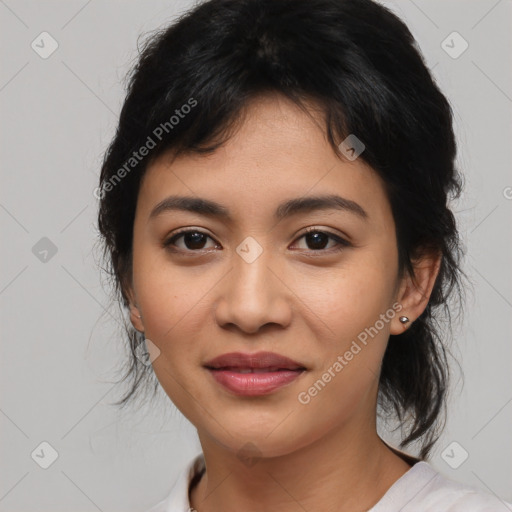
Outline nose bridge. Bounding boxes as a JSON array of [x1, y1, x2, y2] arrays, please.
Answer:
[[214, 236, 291, 333], [234, 244, 274, 298]]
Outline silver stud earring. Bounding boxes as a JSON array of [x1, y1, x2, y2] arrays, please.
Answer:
[[399, 316, 410, 324]]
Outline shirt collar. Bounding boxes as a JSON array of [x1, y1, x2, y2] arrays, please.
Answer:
[[149, 451, 436, 512], [148, 452, 205, 512]]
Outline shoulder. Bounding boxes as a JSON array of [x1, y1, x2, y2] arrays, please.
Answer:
[[425, 472, 511, 511], [372, 460, 512, 512]]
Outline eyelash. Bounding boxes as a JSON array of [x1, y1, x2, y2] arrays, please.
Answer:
[[162, 227, 351, 255]]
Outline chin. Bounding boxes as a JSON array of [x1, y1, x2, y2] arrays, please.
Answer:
[[201, 416, 320, 460]]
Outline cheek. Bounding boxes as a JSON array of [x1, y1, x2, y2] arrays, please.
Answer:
[[137, 268, 207, 351], [131, 244, 207, 355], [296, 251, 398, 342], [295, 249, 398, 403], [137, 264, 214, 411]]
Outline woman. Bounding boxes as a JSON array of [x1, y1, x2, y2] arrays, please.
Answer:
[[96, 0, 511, 510]]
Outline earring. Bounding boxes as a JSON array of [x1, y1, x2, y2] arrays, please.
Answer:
[[399, 316, 410, 324], [130, 303, 142, 320]]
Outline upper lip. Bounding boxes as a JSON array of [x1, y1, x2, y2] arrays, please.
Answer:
[[204, 351, 306, 370]]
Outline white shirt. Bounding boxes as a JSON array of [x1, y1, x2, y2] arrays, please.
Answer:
[[145, 453, 512, 512]]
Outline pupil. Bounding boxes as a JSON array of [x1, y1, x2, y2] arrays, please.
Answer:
[[185, 232, 206, 249], [307, 232, 327, 250]]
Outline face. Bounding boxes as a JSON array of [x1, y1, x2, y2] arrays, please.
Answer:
[[127, 93, 412, 458]]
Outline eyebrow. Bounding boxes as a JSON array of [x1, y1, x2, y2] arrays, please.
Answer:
[[148, 194, 368, 222]]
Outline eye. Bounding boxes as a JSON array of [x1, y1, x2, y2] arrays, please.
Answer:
[[291, 227, 351, 253], [163, 229, 219, 252], [163, 227, 351, 254]]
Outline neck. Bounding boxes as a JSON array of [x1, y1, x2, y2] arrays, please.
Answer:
[[190, 418, 412, 512]]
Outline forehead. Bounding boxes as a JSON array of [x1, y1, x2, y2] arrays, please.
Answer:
[[137, 94, 393, 230]]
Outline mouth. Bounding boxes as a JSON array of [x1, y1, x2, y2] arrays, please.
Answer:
[[206, 366, 305, 373], [203, 352, 307, 396], [204, 351, 306, 370]]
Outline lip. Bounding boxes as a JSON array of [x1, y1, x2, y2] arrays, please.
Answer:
[[204, 351, 306, 370], [204, 351, 307, 396]]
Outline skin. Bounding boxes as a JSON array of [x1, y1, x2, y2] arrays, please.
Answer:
[[126, 93, 441, 512]]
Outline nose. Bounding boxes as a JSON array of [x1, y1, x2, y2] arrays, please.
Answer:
[[213, 246, 292, 335]]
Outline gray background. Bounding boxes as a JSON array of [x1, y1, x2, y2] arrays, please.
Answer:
[[1, 0, 511, 510]]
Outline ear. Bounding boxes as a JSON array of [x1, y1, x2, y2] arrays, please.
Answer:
[[390, 250, 442, 335], [125, 286, 145, 333]]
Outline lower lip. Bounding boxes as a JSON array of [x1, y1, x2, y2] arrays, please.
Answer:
[[206, 369, 305, 396]]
